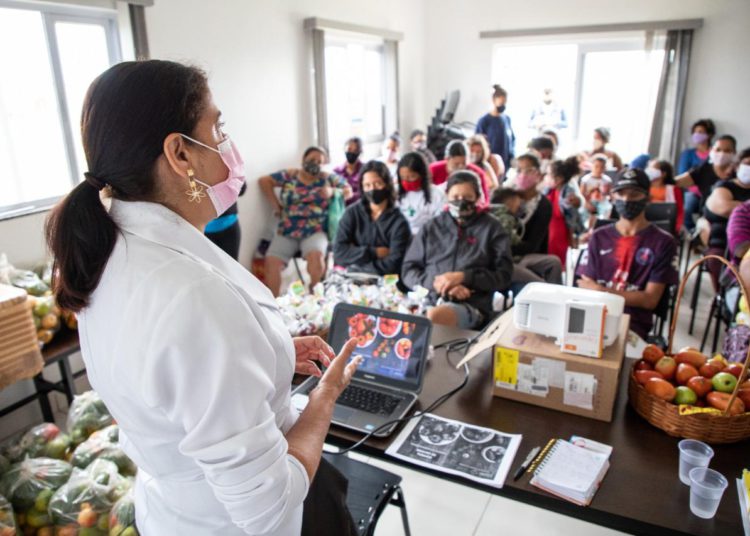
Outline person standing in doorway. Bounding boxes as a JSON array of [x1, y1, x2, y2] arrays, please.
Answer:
[[475, 84, 515, 169]]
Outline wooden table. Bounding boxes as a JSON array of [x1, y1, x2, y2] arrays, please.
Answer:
[[324, 325, 747, 536], [0, 329, 81, 421]]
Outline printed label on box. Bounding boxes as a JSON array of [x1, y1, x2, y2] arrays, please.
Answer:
[[532, 357, 566, 389], [494, 347, 519, 389], [516, 363, 549, 397], [563, 371, 596, 410]]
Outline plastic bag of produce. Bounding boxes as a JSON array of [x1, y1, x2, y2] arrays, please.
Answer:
[[108, 488, 138, 536], [49, 459, 128, 535], [0, 494, 17, 536], [9, 269, 49, 297], [0, 457, 72, 519], [0, 455, 9, 477], [4, 424, 72, 463], [67, 392, 114, 446], [26, 295, 62, 346], [71, 426, 136, 477]]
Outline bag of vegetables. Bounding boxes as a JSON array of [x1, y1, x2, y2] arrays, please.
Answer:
[[108, 489, 138, 536], [71, 426, 137, 477], [49, 459, 129, 536], [67, 392, 114, 446], [0, 455, 9, 477], [4, 424, 72, 463], [0, 494, 17, 536], [0, 457, 72, 531]]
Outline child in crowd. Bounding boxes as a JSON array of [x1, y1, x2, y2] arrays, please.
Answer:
[[546, 156, 583, 265], [490, 188, 524, 247], [579, 154, 613, 229]]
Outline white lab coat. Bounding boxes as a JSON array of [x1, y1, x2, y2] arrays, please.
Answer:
[[78, 200, 308, 535]]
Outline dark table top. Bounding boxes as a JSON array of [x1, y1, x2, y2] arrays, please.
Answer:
[[325, 325, 748, 536]]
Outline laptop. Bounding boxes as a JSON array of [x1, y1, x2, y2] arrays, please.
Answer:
[[292, 303, 432, 437]]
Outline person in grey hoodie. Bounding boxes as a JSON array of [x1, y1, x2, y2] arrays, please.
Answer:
[[402, 170, 513, 329]]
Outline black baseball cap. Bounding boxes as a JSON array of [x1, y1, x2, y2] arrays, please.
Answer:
[[612, 167, 650, 195]]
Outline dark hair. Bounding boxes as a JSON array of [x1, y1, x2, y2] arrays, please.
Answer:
[[303, 145, 328, 161], [549, 156, 580, 185], [410, 129, 425, 140], [446, 170, 481, 199], [360, 160, 396, 209], [691, 119, 716, 139], [717, 135, 737, 152], [45, 60, 209, 312], [445, 139, 467, 159], [491, 187, 521, 205], [738, 147, 750, 162], [344, 137, 363, 152], [388, 132, 401, 144], [542, 129, 559, 147], [529, 136, 555, 153], [492, 84, 507, 98], [594, 127, 610, 143], [516, 152, 541, 170], [653, 160, 675, 185], [396, 152, 432, 203]]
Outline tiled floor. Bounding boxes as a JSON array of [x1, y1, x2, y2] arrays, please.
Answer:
[[329, 249, 717, 536]]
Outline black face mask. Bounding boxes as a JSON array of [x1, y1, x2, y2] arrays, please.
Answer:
[[614, 198, 647, 220], [496, 105, 506, 114], [448, 199, 476, 221], [303, 161, 321, 176], [365, 188, 389, 205], [345, 151, 360, 164]]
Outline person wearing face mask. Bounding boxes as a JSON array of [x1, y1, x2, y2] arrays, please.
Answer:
[[429, 139, 489, 203], [475, 84, 516, 169], [45, 60, 364, 536], [677, 119, 715, 233], [333, 137, 364, 205], [409, 129, 437, 164], [332, 161, 411, 276], [378, 132, 402, 177], [577, 168, 678, 339], [396, 152, 446, 235], [510, 153, 563, 287], [702, 147, 750, 281], [402, 171, 512, 329], [467, 134, 502, 193], [259, 146, 353, 296], [646, 160, 683, 234], [582, 127, 623, 172]]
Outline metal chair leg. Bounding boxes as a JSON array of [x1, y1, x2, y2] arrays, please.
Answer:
[[700, 297, 717, 353], [388, 487, 411, 536], [689, 263, 704, 335], [711, 297, 724, 355]]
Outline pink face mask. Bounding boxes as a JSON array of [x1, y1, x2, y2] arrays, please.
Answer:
[[515, 173, 538, 191], [182, 134, 246, 217]]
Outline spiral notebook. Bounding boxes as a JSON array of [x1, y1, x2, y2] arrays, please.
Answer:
[[528, 438, 611, 506]]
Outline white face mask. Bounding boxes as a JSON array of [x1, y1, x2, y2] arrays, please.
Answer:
[[738, 164, 750, 185], [710, 150, 735, 167], [645, 167, 662, 182]]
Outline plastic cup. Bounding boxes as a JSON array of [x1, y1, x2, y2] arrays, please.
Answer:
[[688, 467, 728, 519], [678, 439, 713, 485]]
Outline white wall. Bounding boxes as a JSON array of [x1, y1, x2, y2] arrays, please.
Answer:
[[422, 0, 750, 162], [145, 0, 427, 267]]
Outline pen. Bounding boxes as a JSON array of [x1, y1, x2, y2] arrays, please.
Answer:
[[513, 445, 541, 481]]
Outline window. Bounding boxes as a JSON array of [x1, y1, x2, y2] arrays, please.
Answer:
[[0, 2, 121, 218], [306, 19, 401, 161], [491, 34, 665, 163]]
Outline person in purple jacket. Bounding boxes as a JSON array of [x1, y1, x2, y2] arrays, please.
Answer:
[[577, 168, 678, 339]]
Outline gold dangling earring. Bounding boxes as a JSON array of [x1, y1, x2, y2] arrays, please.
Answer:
[[185, 169, 206, 203]]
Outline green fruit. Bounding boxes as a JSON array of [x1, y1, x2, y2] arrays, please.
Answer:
[[674, 386, 698, 405], [110, 526, 125, 536], [121, 527, 137, 536], [33, 300, 51, 317], [79, 528, 107, 536], [34, 488, 54, 511], [97, 512, 110, 530], [26, 508, 51, 528], [711, 372, 738, 393], [44, 435, 71, 459]]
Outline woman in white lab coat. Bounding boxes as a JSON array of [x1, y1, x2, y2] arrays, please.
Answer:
[[45, 60, 361, 535]]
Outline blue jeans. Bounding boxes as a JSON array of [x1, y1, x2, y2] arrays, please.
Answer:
[[683, 191, 701, 232]]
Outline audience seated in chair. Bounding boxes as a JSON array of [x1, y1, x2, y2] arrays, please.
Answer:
[[646, 159, 683, 234], [258, 146, 352, 296], [577, 168, 678, 340], [396, 152, 446, 235], [402, 170, 512, 329], [333, 136, 364, 205], [333, 160, 412, 276], [429, 139, 490, 204]]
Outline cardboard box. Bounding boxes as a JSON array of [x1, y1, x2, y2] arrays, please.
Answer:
[[458, 310, 629, 422]]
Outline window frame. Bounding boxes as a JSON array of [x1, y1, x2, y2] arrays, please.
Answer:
[[0, 0, 122, 220]]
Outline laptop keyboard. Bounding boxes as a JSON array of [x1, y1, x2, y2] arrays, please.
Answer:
[[337, 384, 403, 416]]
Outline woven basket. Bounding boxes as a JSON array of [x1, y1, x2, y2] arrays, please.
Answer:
[[628, 255, 750, 444], [0, 284, 44, 389]]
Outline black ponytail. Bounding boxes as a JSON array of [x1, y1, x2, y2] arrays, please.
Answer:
[[549, 155, 580, 185], [45, 60, 209, 312]]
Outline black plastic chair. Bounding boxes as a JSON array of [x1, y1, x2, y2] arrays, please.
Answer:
[[645, 202, 678, 236], [646, 283, 677, 349], [323, 452, 411, 536]]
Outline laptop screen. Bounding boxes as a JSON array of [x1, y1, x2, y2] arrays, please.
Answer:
[[328, 303, 432, 391]]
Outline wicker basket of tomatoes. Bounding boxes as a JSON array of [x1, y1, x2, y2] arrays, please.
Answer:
[[628, 255, 750, 444]]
